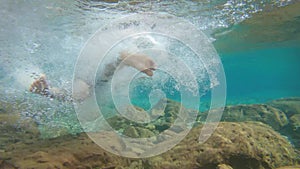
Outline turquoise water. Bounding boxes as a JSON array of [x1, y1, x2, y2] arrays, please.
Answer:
[[130, 39, 300, 111], [221, 40, 300, 105]]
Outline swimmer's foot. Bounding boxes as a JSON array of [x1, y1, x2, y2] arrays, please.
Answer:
[[29, 74, 51, 96]]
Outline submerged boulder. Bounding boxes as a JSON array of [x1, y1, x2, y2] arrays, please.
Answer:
[[198, 98, 300, 149], [269, 98, 300, 148], [268, 98, 300, 118], [276, 166, 300, 169], [0, 104, 39, 152], [1, 121, 298, 169], [148, 122, 298, 169], [1, 98, 299, 168], [198, 104, 289, 130], [106, 99, 184, 138]]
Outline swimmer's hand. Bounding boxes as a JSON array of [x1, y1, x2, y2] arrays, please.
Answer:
[[29, 74, 66, 100], [29, 74, 50, 96], [120, 51, 156, 76]]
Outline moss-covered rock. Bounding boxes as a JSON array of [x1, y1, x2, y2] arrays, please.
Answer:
[[276, 166, 300, 169], [268, 98, 300, 118], [198, 104, 288, 130], [148, 122, 298, 169], [1, 98, 300, 168], [106, 99, 184, 138], [136, 127, 155, 138], [1, 122, 298, 169], [217, 164, 234, 169], [0, 108, 40, 151], [123, 126, 139, 138], [267, 98, 300, 148], [290, 114, 300, 129]]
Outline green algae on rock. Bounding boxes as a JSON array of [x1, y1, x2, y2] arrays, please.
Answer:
[[1, 98, 300, 168], [198, 98, 300, 149], [148, 122, 298, 169], [276, 166, 300, 169], [1, 121, 298, 169], [197, 103, 289, 130], [106, 99, 183, 138], [268, 98, 300, 149], [0, 108, 40, 152], [268, 98, 300, 118]]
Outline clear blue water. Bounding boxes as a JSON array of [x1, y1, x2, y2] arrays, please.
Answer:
[[130, 39, 300, 111], [221, 40, 300, 105]]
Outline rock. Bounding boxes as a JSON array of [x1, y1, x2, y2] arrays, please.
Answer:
[[107, 98, 186, 137], [145, 124, 155, 130], [0, 100, 15, 114], [147, 122, 298, 169], [0, 111, 39, 150], [197, 98, 300, 149], [198, 104, 288, 131], [276, 166, 300, 169], [123, 126, 139, 138], [198, 104, 289, 130], [290, 114, 300, 129], [151, 99, 182, 132], [106, 115, 129, 130], [267, 98, 300, 148], [268, 98, 300, 117], [88, 131, 126, 153], [279, 113, 300, 149], [38, 124, 69, 139], [136, 127, 155, 138], [0, 113, 20, 129], [15, 151, 78, 169], [123, 126, 155, 138], [0, 160, 15, 169], [153, 121, 170, 132], [1, 98, 299, 168], [217, 164, 233, 169], [2, 133, 131, 169], [1, 121, 298, 169]]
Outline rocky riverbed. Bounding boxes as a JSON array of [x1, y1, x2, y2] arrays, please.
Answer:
[[1, 98, 300, 169]]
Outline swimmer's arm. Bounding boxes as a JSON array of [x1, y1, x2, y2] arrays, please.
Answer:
[[100, 51, 156, 82], [120, 51, 156, 76], [99, 56, 123, 82], [29, 51, 156, 100]]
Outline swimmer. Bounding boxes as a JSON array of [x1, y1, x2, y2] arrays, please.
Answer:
[[29, 51, 156, 101]]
